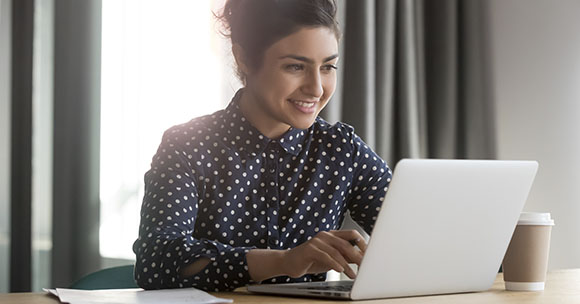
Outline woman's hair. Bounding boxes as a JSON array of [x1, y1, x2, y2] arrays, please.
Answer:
[[217, 0, 340, 82]]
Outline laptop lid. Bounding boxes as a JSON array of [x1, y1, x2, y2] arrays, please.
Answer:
[[350, 159, 538, 299], [248, 159, 538, 300]]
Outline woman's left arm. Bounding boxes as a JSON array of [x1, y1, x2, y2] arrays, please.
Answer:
[[346, 132, 393, 234]]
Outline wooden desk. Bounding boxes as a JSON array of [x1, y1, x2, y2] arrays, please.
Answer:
[[1, 269, 579, 303]]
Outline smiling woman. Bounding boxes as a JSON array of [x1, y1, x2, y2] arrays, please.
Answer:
[[237, 27, 339, 138], [132, 0, 393, 292]]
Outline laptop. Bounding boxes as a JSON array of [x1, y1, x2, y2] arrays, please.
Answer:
[[248, 159, 539, 300]]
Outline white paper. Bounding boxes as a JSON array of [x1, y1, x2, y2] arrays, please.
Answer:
[[43, 288, 233, 304], [43, 288, 59, 297]]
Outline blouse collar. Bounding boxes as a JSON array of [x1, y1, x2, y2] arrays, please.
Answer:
[[221, 89, 306, 156]]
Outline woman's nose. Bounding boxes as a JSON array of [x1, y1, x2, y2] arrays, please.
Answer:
[[301, 70, 323, 98]]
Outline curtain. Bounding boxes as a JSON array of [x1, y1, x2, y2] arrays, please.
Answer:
[[10, 0, 34, 292], [323, 0, 496, 167], [51, 0, 102, 288]]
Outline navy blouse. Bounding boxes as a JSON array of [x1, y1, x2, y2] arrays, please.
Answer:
[[133, 91, 392, 291]]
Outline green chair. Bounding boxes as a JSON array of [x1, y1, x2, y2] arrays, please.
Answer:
[[70, 265, 139, 290]]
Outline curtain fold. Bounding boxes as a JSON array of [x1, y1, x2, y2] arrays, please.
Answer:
[[458, 0, 496, 159], [374, 0, 396, 163], [423, 0, 459, 158], [340, 0, 376, 148], [10, 0, 34, 292], [323, 0, 496, 167], [51, 0, 102, 288]]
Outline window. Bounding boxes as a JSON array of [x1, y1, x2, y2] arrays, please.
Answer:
[[100, 0, 239, 260]]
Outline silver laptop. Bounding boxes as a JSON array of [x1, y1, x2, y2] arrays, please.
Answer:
[[248, 159, 539, 300]]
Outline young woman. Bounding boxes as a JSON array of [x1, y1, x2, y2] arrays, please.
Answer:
[[133, 0, 392, 292]]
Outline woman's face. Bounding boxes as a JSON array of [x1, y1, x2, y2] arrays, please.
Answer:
[[240, 26, 339, 138]]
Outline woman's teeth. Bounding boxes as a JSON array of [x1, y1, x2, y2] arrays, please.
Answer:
[[291, 100, 315, 108]]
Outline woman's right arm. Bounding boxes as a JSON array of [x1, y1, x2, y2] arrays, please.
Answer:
[[133, 130, 255, 291], [247, 230, 366, 282], [180, 229, 366, 283], [179, 249, 286, 282]]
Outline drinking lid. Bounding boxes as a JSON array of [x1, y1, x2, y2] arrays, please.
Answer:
[[518, 212, 555, 226]]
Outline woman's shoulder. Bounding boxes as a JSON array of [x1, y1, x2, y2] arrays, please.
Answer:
[[160, 109, 227, 147], [312, 116, 356, 140], [310, 117, 376, 157]]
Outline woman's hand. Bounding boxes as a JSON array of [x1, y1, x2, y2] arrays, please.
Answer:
[[246, 230, 367, 282], [182, 230, 367, 282], [281, 230, 367, 279]]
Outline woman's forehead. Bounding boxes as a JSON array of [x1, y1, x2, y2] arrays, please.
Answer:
[[266, 27, 339, 61]]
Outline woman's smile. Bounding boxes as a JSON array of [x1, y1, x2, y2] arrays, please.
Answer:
[[289, 99, 318, 113]]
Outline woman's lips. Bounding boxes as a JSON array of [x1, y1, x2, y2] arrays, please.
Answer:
[[289, 99, 317, 113]]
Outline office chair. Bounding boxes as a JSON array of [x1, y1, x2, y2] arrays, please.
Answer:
[[70, 264, 138, 290]]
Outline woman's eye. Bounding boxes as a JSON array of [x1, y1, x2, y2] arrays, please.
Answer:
[[322, 64, 338, 71], [285, 64, 304, 71]]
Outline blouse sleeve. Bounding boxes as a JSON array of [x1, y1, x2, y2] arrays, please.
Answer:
[[346, 131, 392, 235], [133, 130, 255, 291]]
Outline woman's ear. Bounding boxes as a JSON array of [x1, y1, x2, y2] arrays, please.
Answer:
[[232, 43, 250, 78]]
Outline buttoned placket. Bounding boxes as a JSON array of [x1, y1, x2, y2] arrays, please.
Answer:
[[264, 141, 281, 249]]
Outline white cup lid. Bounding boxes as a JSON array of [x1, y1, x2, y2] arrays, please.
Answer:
[[518, 212, 554, 226]]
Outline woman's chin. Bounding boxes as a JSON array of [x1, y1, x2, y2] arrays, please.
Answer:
[[290, 119, 317, 130]]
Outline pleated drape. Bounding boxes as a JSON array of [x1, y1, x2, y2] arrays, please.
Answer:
[[322, 0, 496, 167]]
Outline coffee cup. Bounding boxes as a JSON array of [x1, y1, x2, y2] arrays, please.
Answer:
[[502, 212, 554, 291]]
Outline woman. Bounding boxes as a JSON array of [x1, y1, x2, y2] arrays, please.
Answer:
[[133, 0, 392, 292]]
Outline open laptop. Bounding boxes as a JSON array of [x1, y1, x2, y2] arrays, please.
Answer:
[[248, 159, 539, 300]]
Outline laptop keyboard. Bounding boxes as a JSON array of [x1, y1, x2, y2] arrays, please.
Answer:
[[301, 281, 354, 292]]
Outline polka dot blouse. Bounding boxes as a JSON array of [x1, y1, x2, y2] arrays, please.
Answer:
[[133, 90, 393, 291]]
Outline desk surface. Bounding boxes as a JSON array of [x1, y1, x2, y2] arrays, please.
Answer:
[[2, 269, 579, 304]]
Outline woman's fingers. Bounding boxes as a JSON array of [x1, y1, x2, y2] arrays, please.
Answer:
[[351, 237, 368, 254], [329, 230, 368, 253], [285, 240, 342, 278], [310, 238, 357, 279], [284, 230, 368, 279], [309, 243, 345, 273], [318, 230, 366, 265]]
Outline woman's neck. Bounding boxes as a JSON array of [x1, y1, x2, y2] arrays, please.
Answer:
[[238, 89, 291, 140]]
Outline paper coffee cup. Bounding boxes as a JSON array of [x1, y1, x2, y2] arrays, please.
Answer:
[[502, 212, 554, 291]]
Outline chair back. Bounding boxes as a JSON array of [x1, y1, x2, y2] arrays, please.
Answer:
[[70, 265, 138, 290]]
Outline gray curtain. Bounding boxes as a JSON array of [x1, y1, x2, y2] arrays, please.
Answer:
[[323, 0, 496, 167], [51, 0, 102, 288], [10, 0, 34, 291]]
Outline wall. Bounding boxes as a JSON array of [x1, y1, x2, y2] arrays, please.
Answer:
[[489, 0, 580, 270], [0, 0, 12, 293]]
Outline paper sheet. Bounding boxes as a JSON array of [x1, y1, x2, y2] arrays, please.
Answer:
[[44, 287, 233, 304]]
